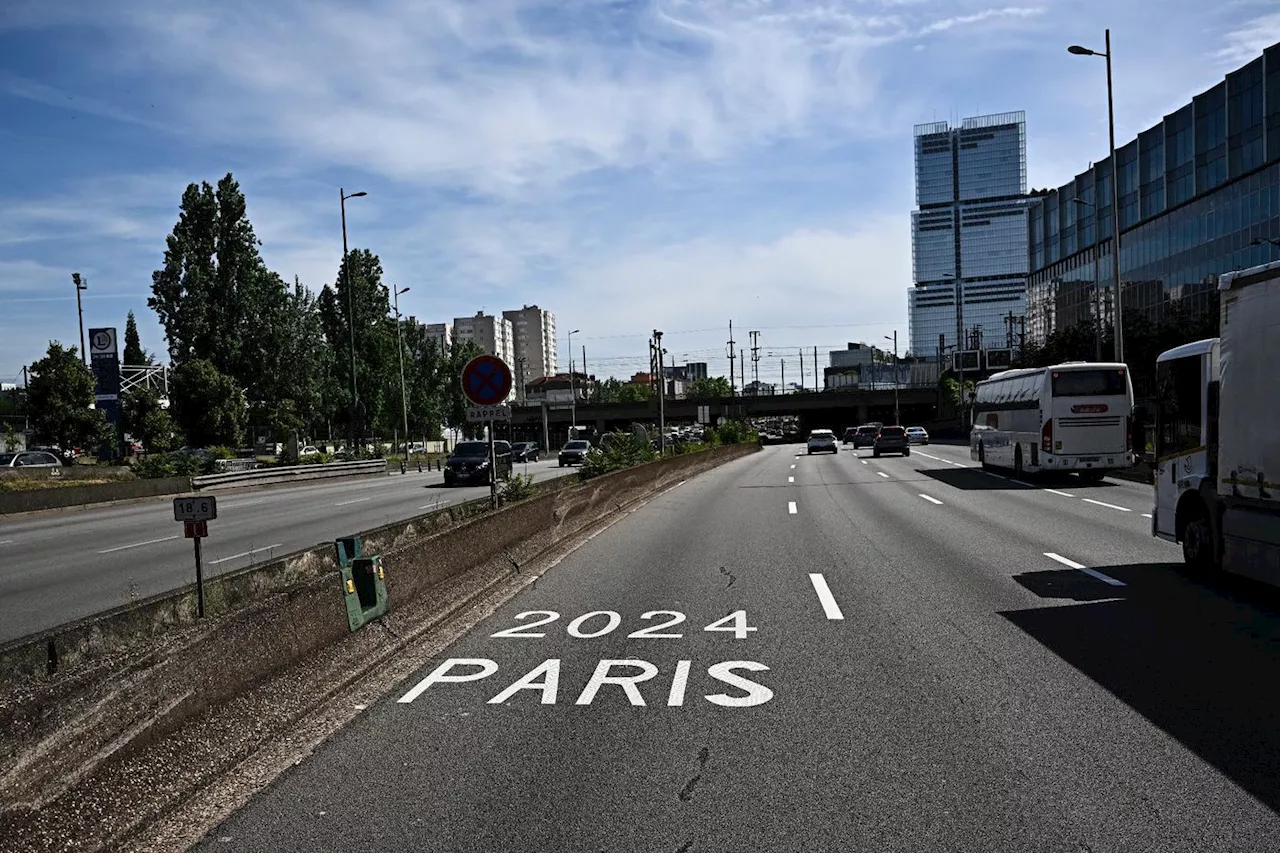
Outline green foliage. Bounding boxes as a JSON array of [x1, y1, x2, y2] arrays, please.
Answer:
[[133, 450, 219, 479], [579, 430, 658, 480], [501, 472, 538, 503], [593, 377, 654, 405], [121, 386, 177, 452], [939, 375, 976, 409], [123, 311, 151, 365], [687, 376, 732, 401], [27, 342, 112, 453], [714, 419, 757, 445], [170, 359, 247, 447]]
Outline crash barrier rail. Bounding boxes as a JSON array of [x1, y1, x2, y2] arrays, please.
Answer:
[[191, 458, 387, 490]]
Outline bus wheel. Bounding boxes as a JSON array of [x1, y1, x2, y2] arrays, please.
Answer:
[[1078, 470, 1106, 484], [1014, 445, 1024, 479], [1182, 502, 1216, 572]]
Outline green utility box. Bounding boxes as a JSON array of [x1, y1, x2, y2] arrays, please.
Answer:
[[335, 535, 389, 631]]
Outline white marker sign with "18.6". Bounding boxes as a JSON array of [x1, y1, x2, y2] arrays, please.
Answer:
[[173, 495, 217, 522]]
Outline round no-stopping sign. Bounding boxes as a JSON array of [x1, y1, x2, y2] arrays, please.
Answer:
[[461, 355, 513, 406]]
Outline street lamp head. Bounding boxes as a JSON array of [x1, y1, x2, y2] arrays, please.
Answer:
[[348, 191, 367, 198], [1070, 197, 1094, 207], [1067, 44, 1096, 56], [397, 286, 410, 295], [569, 329, 580, 335]]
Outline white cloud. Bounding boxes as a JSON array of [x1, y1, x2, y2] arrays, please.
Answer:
[[1216, 10, 1280, 66]]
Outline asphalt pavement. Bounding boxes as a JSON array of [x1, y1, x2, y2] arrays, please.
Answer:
[[0, 458, 572, 643], [196, 443, 1280, 852]]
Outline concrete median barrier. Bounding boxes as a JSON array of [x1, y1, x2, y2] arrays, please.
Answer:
[[0, 443, 758, 848], [0, 476, 193, 516]]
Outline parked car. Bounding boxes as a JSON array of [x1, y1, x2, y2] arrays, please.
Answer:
[[905, 426, 930, 445], [443, 440, 512, 486], [512, 442, 540, 463], [852, 424, 880, 449], [806, 429, 838, 454], [0, 450, 62, 469], [558, 440, 591, 467], [873, 426, 910, 457]]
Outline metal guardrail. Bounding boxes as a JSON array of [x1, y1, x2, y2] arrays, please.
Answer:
[[191, 459, 387, 490]]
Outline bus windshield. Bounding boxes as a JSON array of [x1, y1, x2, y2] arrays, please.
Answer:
[[1051, 368, 1127, 397]]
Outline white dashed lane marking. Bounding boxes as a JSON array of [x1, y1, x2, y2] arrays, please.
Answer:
[[1082, 498, 1132, 512], [808, 573, 845, 620], [877, 472, 890, 479], [98, 535, 180, 554], [1044, 552, 1126, 586], [918, 494, 943, 505], [788, 501, 798, 515], [788, 476, 794, 483], [1044, 488, 1076, 498]]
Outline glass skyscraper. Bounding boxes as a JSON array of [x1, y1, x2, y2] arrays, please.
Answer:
[[1026, 42, 1280, 354], [908, 111, 1030, 361]]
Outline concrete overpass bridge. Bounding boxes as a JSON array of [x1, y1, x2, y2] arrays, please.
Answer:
[[509, 386, 948, 446]]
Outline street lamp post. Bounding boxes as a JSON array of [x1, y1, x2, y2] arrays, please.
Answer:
[[1071, 198, 1103, 361], [940, 272, 966, 430], [1069, 31, 1125, 364], [567, 328, 580, 434], [391, 286, 410, 454], [339, 188, 367, 452], [884, 331, 899, 425], [71, 273, 87, 365]]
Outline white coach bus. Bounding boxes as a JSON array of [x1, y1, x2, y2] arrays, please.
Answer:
[[970, 362, 1136, 481]]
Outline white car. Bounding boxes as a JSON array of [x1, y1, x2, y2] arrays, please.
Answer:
[[905, 427, 930, 445], [806, 429, 838, 454]]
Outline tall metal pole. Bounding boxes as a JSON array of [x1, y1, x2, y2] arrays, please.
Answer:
[[885, 332, 899, 425], [1104, 29, 1124, 365], [567, 329, 578, 433], [340, 188, 364, 453], [954, 274, 965, 431], [728, 320, 736, 397], [781, 359, 785, 394], [582, 344, 588, 404], [813, 347, 818, 393], [392, 286, 410, 454], [798, 348, 805, 391], [72, 273, 87, 365], [655, 330, 666, 452]]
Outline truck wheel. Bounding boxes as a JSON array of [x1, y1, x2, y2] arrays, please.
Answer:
[[1182, 502, 1216, 572]]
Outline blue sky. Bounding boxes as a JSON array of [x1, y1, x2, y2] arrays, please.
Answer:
[[3, 0, 1278, 387]]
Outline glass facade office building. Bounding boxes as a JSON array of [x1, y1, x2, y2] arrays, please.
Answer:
[[1027, 42, 1280, 346], [909, 111, 1031, 360]]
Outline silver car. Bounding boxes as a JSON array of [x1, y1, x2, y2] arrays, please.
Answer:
[[806, 429, 838, 454], [905, 426, 930, 445]]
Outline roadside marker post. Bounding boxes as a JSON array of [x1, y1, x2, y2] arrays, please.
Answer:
[[174, 495, 217, 617], [461, 355, 514, 511]]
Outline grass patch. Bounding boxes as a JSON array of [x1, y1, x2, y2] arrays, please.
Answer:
[[0, 477, 120, 493]]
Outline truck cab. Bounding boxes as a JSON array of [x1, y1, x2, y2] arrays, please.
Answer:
[[1152, 338, 1219, 562]]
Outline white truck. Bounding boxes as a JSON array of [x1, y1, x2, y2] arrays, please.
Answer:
[[1152, 259, 1280, 586]]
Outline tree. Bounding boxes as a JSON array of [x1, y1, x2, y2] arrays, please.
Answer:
[[687, 376, 732, 401], [26, 342, 111, 453], [121, 386, 177, 452], [594, 377, 654, 405], [317, 249, 398, 440], [437, 338, 485, 437], [149, 173, 297, 405], [170, 359, 246, 447], [123, 311, 152, 365]]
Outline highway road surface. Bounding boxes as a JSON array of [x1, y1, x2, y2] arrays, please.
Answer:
[[0, 458, 573, 643], [195, 443, 1280, 852]]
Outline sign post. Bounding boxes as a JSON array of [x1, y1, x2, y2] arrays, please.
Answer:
[[88, 327, 123, 459], [461, 355, 514, 511], [174, 495, 217, 616]]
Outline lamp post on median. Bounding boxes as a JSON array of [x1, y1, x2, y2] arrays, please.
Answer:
[[1069, 32, 1125, 364], [391, 286, 410, 455], [939, 271, 967, 430], [1071, 197, 1104, 361], [71, 273, 88, 365], [339, 188, 367, 453], [884, 331, 899, 425], [567, 328, 580, 435]]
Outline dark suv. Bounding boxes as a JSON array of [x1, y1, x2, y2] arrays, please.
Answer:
[[872, 426, 910, 457], [852, 424, 880, 449], [512, 442, 540, 462], [444, 440, 513, 486]]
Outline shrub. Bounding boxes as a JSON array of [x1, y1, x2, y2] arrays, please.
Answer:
[[501, 473, 538, 503], [580, 430, 657, 480]]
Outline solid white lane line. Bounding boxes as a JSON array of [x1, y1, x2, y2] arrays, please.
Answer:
[[1082, 498, 1132, 512], [335, 497, 371, 506], [788, 476, 794, 483], [1044, 488, 1076, 498], [877, 471, 890, 478], [98, 535, 180, 554], [918, 494, 943, 505], [787, 501, 798, 515], [808, 573, 845, 620], [209, 543, 284, 566], [1044, 552, 1126, 586]]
